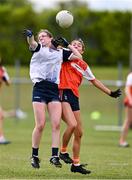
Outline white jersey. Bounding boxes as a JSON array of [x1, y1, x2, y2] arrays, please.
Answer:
[[29, 44, 71, 84], [126, 73, 132, 86]]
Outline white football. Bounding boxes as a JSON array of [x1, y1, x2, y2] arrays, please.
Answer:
[[56, 10, 74, 28]]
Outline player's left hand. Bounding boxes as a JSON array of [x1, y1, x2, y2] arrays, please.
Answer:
[[109, 89, 122, 98], [51, 38, 60, 48]]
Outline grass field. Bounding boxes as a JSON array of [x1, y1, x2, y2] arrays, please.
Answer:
[[0, 66, 132, 179]]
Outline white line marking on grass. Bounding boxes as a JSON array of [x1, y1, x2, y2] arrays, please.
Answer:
[[109, 162, 129, 166], [94, 125, 122, 131]]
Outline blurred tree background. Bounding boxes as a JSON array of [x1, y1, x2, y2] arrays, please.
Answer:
[[0, 0, 131, 66]]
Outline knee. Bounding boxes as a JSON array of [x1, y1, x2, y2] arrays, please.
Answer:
[[36, 123, 45, 132], [52, 121, 60, 131], [123, 121, 129, 130], [0, 111, 4, 121], [69, 121, 77, 131], [79, 130, 83, 138], [75, 129, 83, 139], [0, 114, 4, 121]]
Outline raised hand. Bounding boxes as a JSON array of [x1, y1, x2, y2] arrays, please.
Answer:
[[51, 38, 60, 48], [55, 37, 69, 47], [23, 29, 33, 38]]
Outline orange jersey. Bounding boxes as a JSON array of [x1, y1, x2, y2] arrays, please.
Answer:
[[59, 59, 95, 97]]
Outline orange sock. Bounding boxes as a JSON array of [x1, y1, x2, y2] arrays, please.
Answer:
[[61, 146, 67, 153], [73, 157, 80, 165]]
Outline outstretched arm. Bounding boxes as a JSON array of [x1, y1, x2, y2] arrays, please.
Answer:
[[91, 79, 111, 95], [91, 79, 121, 98], [70, 61, 121, 98]]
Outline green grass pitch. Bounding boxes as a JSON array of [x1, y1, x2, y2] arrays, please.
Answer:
[[0, 66, 131, 179]]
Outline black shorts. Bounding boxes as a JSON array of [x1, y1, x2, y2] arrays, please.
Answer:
[[60, 89, 80, 111], [32, 80, 60, 104]]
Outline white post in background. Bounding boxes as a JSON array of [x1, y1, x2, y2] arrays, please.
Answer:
[[117, 62, 123, 126], [14, 60, 27, 120], [14, 59, 20, 117]]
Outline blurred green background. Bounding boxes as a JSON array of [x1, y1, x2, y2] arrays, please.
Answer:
[[0, 0, 132, 66], [0, 0, 132, 179]]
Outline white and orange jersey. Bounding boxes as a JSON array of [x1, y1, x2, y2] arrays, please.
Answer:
[[0, 66, 10, 82], [124, 72, 132, 107], [59, 58, 95, 97]]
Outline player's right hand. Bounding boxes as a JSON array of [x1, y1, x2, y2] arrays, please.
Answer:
[[109, 89, 122, 98], [23, 29, 33, 38]]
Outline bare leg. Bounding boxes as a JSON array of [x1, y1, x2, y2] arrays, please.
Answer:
[[72, 110, 83, 164], [3, 110, 16, 118], [48, 101, 62, 167], [32, 102, 46, 148], [48, 101, 62, 147], [0, 107, 4, 137], [61, 102, 77, 150], [0, 107, 11, 144], [30, 102, 46, 169], [119, 107, 132, 144], [71, 111, 91, 174]]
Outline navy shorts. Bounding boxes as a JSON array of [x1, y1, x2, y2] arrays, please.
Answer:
[[60, 89, 80, 111], [32, 80, 60, 104]]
